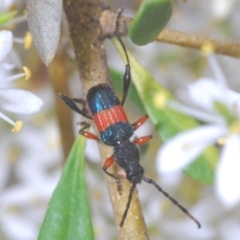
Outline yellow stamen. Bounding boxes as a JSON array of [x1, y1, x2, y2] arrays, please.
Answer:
[[12, 121, 23, 133], [201, 41, 215, 55], [182, 142, 191, 150], [7, 145, 22, 163], [23, 66, 31, 80], [229, 120, 240, 134], [153, 92, 168, 109], [161, 200, 170, 212], [24, 31, 32, 49], [218, 137, 227, 145]]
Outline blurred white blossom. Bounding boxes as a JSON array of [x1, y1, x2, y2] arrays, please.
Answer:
[[211, 0, 235, 20], [0, 30, 42, 132], [0, 120, 62, 240], [157, 54, 240, 208]]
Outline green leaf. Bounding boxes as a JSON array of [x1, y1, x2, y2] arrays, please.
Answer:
[[183, 147, 218, 183], [129, 0, 173, 46], [38, 136, 94, 240], [114, 39, 219, 184], [0, 11, 17, 26], [214, 100, 234, 123]]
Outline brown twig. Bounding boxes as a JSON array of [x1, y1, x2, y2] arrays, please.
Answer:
[[63, 1, 149, 239], [157, 28, 240, 58], [99, 10, 240, 58], [100, 9, 132, 38]]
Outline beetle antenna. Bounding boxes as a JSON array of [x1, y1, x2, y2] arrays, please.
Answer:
[[116, 33, 131, 106], [114, 8, 130, 66], [142, 176, 201, 228], [114, 9, 131, 106], [115, 34, 130, 66], [119, 184, 136, 227]]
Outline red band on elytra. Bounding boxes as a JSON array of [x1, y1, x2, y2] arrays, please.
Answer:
[[93, 105, 128, 132]]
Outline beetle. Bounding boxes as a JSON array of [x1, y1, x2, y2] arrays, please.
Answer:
[[59, 35, 201, 228]]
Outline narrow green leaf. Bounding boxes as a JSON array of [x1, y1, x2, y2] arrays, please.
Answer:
[[129, 0, 173, 46], [114, 39, 219, 183], [38, 136, 94, 240], [0, 11, 17, 26], [214, 100, 235, 123]]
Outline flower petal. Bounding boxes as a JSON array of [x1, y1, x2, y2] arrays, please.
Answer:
[[0, 89, 43, 114], [227, 90, 240, 118], [206, 54, 228, 89], [215, 135, 240, 208], [167, 100, 223, 124], [157, 125, 226, 173], [177, 78, 231, 114], [188, 79, 228, 110], [211, 0, 234, 19], [0, 30, 13, 62]]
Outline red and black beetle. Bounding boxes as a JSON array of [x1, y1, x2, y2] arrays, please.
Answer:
[[60, 35, 201, 228]]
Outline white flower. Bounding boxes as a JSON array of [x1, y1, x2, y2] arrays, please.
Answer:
[[157, 53, 240, 208], [0, 119, 62, 240], [211, 0, 235, 20], [0, 30, 43, 132]]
